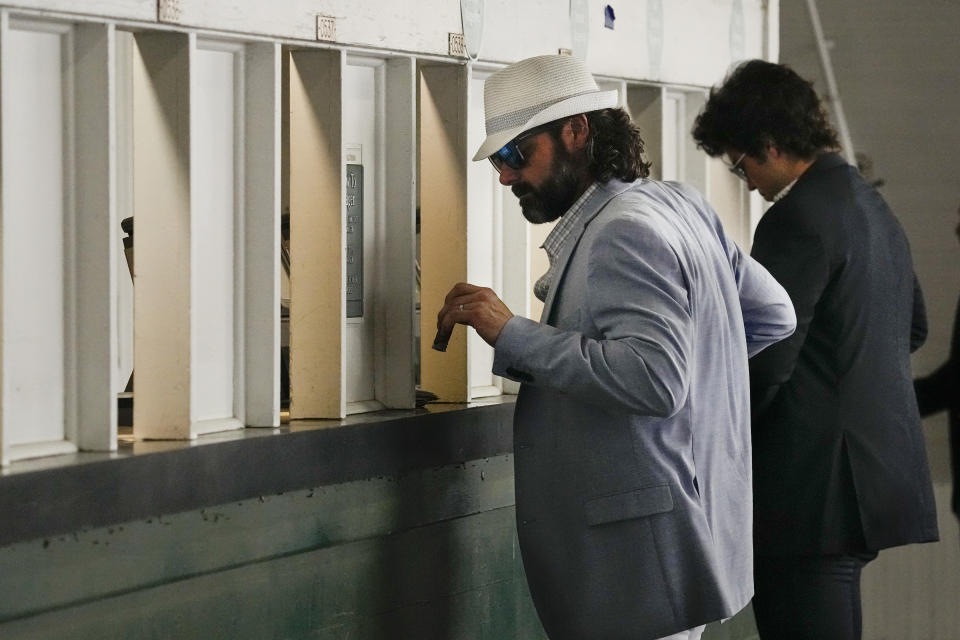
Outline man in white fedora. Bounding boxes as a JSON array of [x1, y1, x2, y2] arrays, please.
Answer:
[[436, 54, 796, 640]]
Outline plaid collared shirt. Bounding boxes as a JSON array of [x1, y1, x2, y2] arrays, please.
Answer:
[[533, 183, 599, 302]]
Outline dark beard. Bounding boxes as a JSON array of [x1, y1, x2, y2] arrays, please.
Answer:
[[513, 147, 584, 224]]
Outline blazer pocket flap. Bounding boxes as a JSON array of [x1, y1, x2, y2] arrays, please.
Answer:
[[584, 485, 674, 526]]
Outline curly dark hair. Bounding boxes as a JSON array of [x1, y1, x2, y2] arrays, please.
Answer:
[[691, 59, 839, 160], [547, 108, 651, 182]]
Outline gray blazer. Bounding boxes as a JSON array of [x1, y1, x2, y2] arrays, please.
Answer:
[[493, 179, 796, 639]]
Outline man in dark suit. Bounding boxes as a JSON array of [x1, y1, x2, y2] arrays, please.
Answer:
[[692, 60, 939, 640], [915, 202, 960, 522]]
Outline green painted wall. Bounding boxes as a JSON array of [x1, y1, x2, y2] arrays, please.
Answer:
[[0, 453, 758, 639]]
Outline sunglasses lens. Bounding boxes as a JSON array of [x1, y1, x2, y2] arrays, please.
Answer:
[[491, 142, 523, 171]]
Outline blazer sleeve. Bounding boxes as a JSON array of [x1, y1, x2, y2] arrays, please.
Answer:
[[914, 294, 959, 416], [725, 239, 797, 357], [492, 215, 693, 417], [748, 205, 831, 418], [914, 360, 954, 416]]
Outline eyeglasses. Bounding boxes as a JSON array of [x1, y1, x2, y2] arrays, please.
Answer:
[[487, 122, 561, 173], [726, 152, 748, 181]]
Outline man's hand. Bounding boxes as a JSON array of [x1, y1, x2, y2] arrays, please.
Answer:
[[436, 282, 514, 348]]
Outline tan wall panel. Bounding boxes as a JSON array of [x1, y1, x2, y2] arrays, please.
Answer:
[[288, 49, 343, 419], [132, 32, 192, 439], [419, 65, 468, 402]]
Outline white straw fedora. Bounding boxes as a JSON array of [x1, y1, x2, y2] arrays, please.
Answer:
[[472, 55, 618, 161]]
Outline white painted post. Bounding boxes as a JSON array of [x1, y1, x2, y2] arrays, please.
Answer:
[[1, 15, 80, 462], [626, 83, 665, 181], [377, 56, 417, 409], [243, 42, 281, 427], [466, 66, 501, 399], [74, 22, 118, 451], [189, 37, 245, 436]]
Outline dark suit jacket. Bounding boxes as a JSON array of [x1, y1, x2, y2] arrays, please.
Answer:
[[749, 153, 939, 555], [915, 295, 960, 516]]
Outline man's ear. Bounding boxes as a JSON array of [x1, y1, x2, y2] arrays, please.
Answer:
[[564, 113, 590, 152]]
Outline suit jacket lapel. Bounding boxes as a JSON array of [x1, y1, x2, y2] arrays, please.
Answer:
[[540, 179, 637, 323]]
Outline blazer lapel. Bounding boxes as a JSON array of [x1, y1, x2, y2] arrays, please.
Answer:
[[540, 179, 637, 323]]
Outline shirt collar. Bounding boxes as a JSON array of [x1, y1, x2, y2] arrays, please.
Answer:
[[773, 178, 798, 202], [540, 182, 599, 259]]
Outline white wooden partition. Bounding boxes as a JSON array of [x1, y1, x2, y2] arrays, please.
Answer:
[[284, 52, 416, 419], [0, 14, 118, 465], [242, 42, 282, 427], [466, 66, 537, 400], [466, 68, 502, 399], [74, 22, 118, 450], [341, 55, 418, 414], [131, 32, 280, 439], [377, 57, 417, 410], [626, 84, 665, 180]]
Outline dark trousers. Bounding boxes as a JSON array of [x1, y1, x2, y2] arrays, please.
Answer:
[[753, 551, 878, 640]]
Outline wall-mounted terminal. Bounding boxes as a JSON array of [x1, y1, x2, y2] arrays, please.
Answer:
[[316, 15, 337, 42]]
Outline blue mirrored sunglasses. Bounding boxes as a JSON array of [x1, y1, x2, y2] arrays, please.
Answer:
[[487, 122, 562, 173]]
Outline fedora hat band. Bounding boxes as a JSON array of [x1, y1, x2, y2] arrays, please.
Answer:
[[485, 89, 599, 135]]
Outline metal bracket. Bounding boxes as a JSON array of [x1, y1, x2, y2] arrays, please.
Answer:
[[158, 0, 181, 23], [316, 15, 337, 42], [448, 32, 466, 58]]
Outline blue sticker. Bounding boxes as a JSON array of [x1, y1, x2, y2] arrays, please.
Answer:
[[604, 5, 615, 30]]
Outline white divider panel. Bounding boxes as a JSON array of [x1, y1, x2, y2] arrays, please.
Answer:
[[74, 22, 118, 451], [661, 91, 683, 182], [242, 42, 281, 427], [681, 90, 708, 196], [466, 69, 500, 399], [287, 48, 345, 419], [465, 66, 538, 400], [114, 30, 134, 398], [343, 59, 379, 414], [707, 155, 750, 249], [497, 164, 530, 397], [342, 55, 417, 414], [377, 57, 417, 410], [596, 78, 628, 108], [190, 38, 243, 433], [626, 84, 665, 181], [132, 32, 251, 439], [0, 15, 81, 464]]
